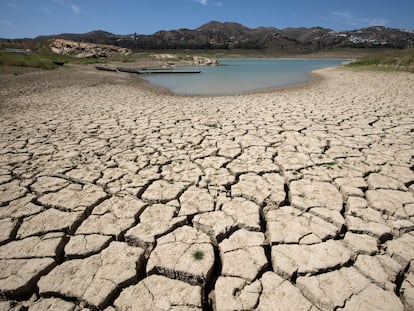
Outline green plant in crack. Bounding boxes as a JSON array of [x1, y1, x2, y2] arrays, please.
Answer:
[[205, 178, 211, 187], [322, 162, 337, 170], [192, 250, 204, 261]]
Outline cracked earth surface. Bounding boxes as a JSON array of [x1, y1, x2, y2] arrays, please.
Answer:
[[0, 67, 413, 310]]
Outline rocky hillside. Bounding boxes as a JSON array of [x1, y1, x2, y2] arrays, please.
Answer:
[[49, 39, 132, 58], [3, 21, 414, 52]]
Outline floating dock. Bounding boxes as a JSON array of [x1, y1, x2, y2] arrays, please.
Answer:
[[102, 67, 201, 74], [137, 70, 201, 74]]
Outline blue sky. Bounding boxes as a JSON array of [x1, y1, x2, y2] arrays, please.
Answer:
[[1, 0, 413, 38]]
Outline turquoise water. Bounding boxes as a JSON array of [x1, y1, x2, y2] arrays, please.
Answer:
[[141, 59, 347, 96]]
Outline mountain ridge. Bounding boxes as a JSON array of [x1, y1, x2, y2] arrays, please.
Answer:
[[3, 21, 414, 51]]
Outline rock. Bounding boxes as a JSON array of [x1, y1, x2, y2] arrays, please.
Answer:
[[346, 215, 392, 240], [380, 165, 414, 185], [0, 234, 64, 259], [66, 167, 101, 184], [0, 301, 13, 311], [265, 206, 340, 245], [195, 156, 228, 169], [0, 218, 17, 245], [297, 267, 370, 310], [346, 196, 367, 209], [17, 208, 84, 239], [386, 233, 414, 265], [106, 167, 160, 196], [334, 177, 367, 198], [401, 264, 414, 310], [213, 277, 261, 311], [193, 211, 237, 244], [30, 176, 69, 194], [339, 283, 403, 311], [256, 272, 316, 311], [275, 152, 313, 171], [309, 207, 345, 228], [96, 168, 127, 188], [347, 205, 386, 224], [366, 190, 414, 218], [178, 186, 214, 216], [0, 180, 27, 205], [231, 173, 285, 206], [114, 275, 202, 311], [272, 240, 352, 279], [193, 56, 221, 67], [227, 158, 279, 175], [221, 197, 261, 231], [0, 194, 43, 219], [38, 242, 145, 309], [75, 195, 146, 238], [199, 168, 235, 187], [125, 204, 186, 251], [28, 298, 76, 311], [219, 229, 267, 282], [343, 232, 378, 255], [64, 234, 112, 259], [0, 258, 56, 298], [367, 173, 407, 190], [161, 161, 203, 184], [50, 39, 132, 58], [142, 180, 188, 203], [146, 226, 214, 286], [289, 179, 343, 211], [0, 174, 12, 185], [354, 254, 402, 291], [38, 184, 107, 212]]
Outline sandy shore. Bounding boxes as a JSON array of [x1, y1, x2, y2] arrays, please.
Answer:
[[0, 65, 413, 310]]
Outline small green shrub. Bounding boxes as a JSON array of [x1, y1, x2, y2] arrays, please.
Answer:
[[346, 49, 414, 73], [192, 250, 204, 260]]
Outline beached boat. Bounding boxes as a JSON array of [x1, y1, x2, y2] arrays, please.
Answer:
[[116, 67, 139, 73], [95, 65, 117, 72]]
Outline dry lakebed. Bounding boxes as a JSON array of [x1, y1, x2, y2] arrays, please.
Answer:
[[0, 63, 413, 310]]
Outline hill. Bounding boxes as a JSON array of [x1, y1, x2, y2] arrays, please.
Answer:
[[1, 21, 414, 52]]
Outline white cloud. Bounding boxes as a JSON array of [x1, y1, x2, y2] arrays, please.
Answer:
[[52, 0, 81, 15], [0, 20, 13, 27], [42, 7, 51, 16], [332, 11, 387, 27], [360, 17, 388, 27], [192, 0, 222, 7], [8, 2, 17, 8], [193, 0, 208, 5], [70, 3, 80, 14], [332, 11, 352, 21]]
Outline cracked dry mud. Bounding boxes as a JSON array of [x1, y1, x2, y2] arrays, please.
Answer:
[[0, 66, 413, 311]]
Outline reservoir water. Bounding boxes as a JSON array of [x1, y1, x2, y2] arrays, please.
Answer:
[[141, 59, 347, 96]]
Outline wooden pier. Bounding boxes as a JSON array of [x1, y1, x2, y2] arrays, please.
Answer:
[[115, 67, 201, 74], [137, 70, 201, 74]]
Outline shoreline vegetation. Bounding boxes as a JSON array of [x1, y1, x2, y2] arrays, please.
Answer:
[[344, 48, 414, 72], [0, 42, 413, 73]]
